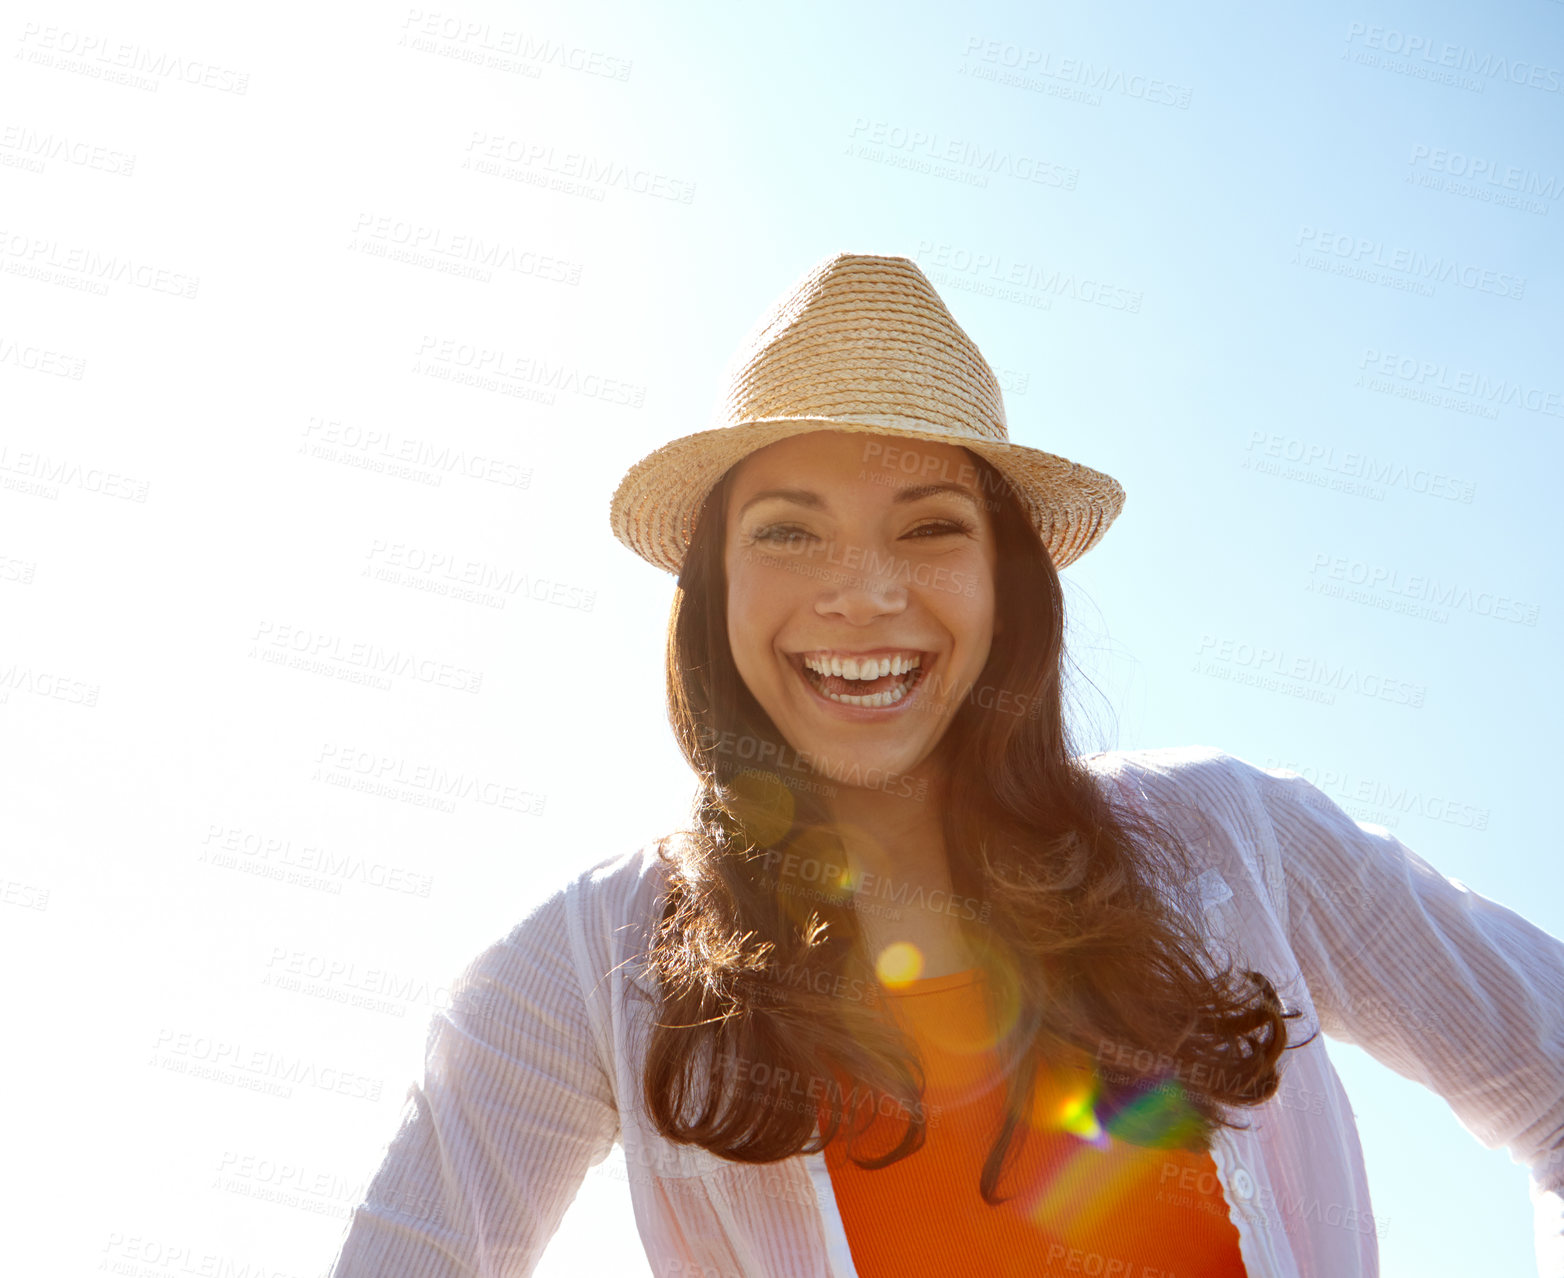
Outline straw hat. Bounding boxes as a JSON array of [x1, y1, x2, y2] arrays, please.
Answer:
[[608, 251, 1125, 575]]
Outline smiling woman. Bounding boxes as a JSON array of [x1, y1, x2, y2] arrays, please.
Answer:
[[638, 402, 1289, 1278], [325, 253, 1564, 1278]]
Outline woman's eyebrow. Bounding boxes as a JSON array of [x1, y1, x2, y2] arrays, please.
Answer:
[[737, 482, 979, 518]]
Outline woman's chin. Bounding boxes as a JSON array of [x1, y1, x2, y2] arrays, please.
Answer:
[[778, 737, 934, 798]]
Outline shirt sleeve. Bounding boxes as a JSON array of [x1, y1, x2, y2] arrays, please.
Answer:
[[1240, 757, 1564, 1276], [324, 882, 621, 1277]]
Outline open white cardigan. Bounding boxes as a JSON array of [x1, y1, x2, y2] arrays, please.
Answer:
[[324, 745, 1564, 1277]]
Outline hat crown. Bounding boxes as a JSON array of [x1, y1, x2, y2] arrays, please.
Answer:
[[716, 253, 1010, 444]]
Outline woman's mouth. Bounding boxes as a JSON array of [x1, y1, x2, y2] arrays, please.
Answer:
[[792, 652, 929, 710]]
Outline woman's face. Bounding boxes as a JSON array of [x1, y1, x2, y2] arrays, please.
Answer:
[[723, 430, 999, 789]]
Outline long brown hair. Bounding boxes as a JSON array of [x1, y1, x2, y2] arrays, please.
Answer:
[[639, 442, 1312, 1202]]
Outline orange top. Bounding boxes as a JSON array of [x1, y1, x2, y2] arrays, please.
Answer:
[[818, 968, 1249, 1278]]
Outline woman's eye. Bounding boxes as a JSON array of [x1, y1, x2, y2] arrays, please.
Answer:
[[752, 525, 812, 546], [905, 519, 974, 539]]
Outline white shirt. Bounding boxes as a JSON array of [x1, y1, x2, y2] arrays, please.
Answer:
[[324, 745, 1564, 1277]]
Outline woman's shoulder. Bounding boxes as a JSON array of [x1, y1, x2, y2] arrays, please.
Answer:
[[1078, 744, 1284, 843], [514, 836, 683, 960], [1079, 742, 1258, 790], [1080, 745, 1298, 907], [459, 837, 679, 1005], [527, 834, 680, 930]]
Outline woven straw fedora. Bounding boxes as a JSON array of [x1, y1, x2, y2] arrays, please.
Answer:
[[608, 251, 1125, 575]]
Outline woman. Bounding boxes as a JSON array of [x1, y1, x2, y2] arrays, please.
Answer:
[[326, 253, 1564, 1278]]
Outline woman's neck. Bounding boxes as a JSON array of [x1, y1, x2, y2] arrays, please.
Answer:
[[823, 785, 979, 981]]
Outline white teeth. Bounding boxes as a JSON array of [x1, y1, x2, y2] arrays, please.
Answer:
[[796, 653, 925, 707], [801, 652, 922, 681], [822, 681, 911, 708]]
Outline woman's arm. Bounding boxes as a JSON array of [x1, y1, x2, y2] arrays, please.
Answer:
[[324, 882, 620, 1277], [1240, 757, 1564, 1276]]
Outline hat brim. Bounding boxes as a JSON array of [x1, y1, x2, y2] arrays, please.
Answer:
[[608, 416, 1125, 576]]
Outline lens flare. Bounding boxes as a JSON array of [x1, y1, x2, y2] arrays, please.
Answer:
[[729, 770, 795, 846], [1056, 1084, 1106, 1145], [876, 942, 924, 986], [1100, 1076, 1207, 1149]]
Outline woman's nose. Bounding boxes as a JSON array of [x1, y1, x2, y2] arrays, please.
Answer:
[[812, 539, 909, 622]]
